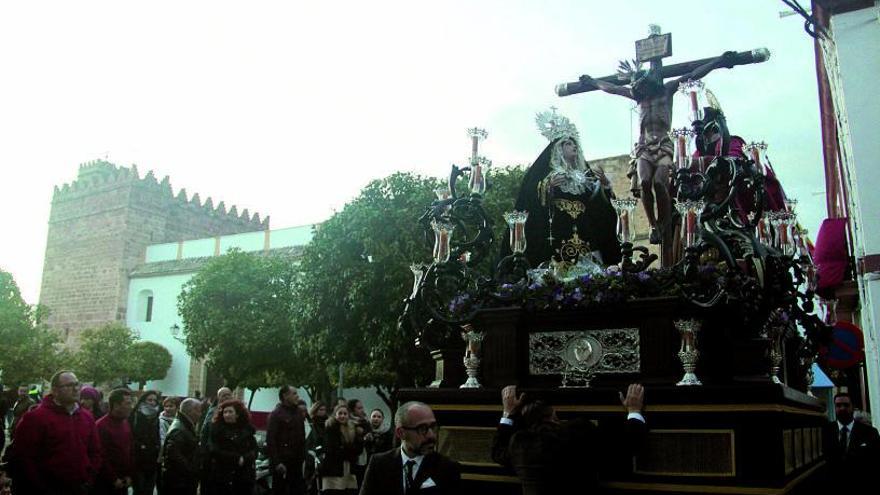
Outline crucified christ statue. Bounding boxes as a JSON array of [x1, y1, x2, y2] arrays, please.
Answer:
[[580, 51, 736, 246], [556, 26, 769, 265]]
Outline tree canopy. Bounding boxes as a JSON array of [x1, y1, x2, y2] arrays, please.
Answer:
[[292, 167, 526, 405], [171, 166, 527, 405], [128, 340, 173, 390], [177, 249, 298, 390], [73, 322, 137, 386], [0, 269, 67, 386]]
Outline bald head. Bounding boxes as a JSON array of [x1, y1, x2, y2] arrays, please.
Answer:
[[395, 401, 430, 427], [394, 401, 438, 456]]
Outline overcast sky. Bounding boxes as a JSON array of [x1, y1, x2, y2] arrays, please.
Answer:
[[0, 0, 826, 304]]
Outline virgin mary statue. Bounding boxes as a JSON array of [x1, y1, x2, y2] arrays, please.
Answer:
[[504, 109, 621, 271]]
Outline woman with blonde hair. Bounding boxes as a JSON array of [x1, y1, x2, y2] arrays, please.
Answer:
[[318, 404, 363, 494]]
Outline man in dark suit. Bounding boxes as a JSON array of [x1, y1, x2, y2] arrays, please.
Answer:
[[491, 384, 647, 495], [160, 398, 203, 495], [822, 391, 879, 490], [360, 401, 461, 495]]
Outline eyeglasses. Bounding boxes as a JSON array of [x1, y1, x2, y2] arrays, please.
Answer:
[[401, 422, 439, 436], [57, 382, 81, 390]]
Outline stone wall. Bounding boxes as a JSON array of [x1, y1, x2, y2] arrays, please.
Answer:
[[39, 160, 268, 342], [591, 154, 658, 258]]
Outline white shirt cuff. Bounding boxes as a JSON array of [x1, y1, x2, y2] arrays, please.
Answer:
[[499, 417, 514, 426], [627, 412, 645, 423]]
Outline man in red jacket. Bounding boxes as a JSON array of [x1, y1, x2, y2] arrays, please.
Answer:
[[12, 370, 102, 495], [95, 388, 135, 494]]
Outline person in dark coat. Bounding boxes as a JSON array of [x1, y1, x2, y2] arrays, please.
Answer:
[[159, 398, 203, 495], [94, 388, 135, 495], [0, 386, 9, 452], [130, 390, 161, 495], [360, 402, 460, 495], [346, 399, 370, 487], [319, 405, 363, 494], [364, 409, 393, 459], [208, 399, 257, 495], [8, 386, 34, 442], [491, 384, 647, 495], [200, 386, 234, 495], [821, 391, 880, 491], [266, 385, 306, 495], [305, 401, 329, 495]]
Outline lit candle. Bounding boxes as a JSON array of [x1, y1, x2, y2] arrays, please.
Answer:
[[757, 218, 769, 246], [611, 197, 638, 244], [432, 220, 455, 262], [620, 210, 630, 243], [686, 209, 697, 247], [504, 211, 529, 254], [677, 134, 687, 169], [689, 92, 700, 122], [469, 163, 485, 195], [676, 200, 704, 248]]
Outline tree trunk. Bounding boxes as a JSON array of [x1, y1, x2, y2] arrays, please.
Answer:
[[248, 388, 256, 409], [375, 386, 396, 413]]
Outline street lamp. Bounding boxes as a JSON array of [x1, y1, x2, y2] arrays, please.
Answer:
[[170, 324, 185, 344]]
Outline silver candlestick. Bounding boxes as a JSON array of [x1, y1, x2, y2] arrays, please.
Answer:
[[764, 310, 792, 385], [460, 324, 485, 389], [769, 346, 784, 385], [675, 319, 703, 386], [804, 355, 816, 397]]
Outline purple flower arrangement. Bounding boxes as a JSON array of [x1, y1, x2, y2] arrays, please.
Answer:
[[453, 263, 728, 313]]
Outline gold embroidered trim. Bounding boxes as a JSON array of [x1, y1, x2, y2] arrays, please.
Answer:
[[557, 232, 590, 262], [553, 199, 585, 220]]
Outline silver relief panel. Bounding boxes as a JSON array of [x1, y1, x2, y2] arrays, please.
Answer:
[[529, 328, 641, 375]]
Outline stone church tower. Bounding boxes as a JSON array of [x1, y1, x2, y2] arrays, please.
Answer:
[[39, 160, 268, 342]]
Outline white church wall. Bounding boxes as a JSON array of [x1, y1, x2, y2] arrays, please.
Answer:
[[220, 230, 266, 252], [127, 223, 341, 414], [127, 273, 193, 398], [180, 237, 216, 259], [145, 242, 178, 263], [268, 225, 316, 247], [831, 7, 880, 417]]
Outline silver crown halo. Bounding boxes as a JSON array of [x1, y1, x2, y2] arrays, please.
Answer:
[[536, 107, 579, 143]]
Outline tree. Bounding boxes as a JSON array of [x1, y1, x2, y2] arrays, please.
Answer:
[[293, 172, 439, 406], [73, 322, 136, 386], [0, 269, 68, 386], [293, 167, 526, 407], [177, 249, 299, 391], [127, 340, 173, 390], [0, 270, 31, 333]]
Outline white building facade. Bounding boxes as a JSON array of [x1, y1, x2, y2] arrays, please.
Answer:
[[125, 225, 315, 412]]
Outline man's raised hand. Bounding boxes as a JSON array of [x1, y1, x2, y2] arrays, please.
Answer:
[[501, 385, 524, 418], [619, 383, 645, 414]]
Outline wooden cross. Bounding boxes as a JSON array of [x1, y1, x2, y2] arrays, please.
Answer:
[[555, 26, 769, 97]]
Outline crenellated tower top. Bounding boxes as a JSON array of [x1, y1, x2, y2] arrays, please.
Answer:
[[52, 159, 267, 228]]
